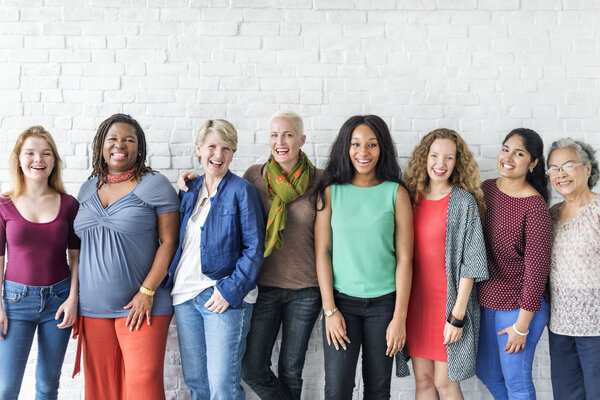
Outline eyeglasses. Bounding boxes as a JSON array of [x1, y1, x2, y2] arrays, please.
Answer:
[[546, 162, 586, 176]]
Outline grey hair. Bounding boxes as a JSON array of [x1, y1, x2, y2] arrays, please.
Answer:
[[548, 137, 599, 188], [270, 110, 304, 137]]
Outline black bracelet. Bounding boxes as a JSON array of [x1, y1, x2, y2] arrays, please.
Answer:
[[446, 313, 465, 328]]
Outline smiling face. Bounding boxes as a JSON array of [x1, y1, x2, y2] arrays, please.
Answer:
[[19, 136, 55, 183], [498, 134, 538, 180], [348, 124, 380, 178], [102, 122, 139, 175], [547, 146, 590, 199], [269, 117, 306, 173], [197, 131, 234, 180], [426, 138, 457, 187]]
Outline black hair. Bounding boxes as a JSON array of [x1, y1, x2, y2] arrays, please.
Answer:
[[503, 128, 549, 202], [315, 115, 404, 210], [90, 113, 153, 187]]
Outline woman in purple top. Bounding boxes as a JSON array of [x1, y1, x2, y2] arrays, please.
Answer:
[[0, 126, 80, 400], [476, 128, 552, 400]]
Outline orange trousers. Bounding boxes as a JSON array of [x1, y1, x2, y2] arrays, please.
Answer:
[[80, 315, 172, 400]]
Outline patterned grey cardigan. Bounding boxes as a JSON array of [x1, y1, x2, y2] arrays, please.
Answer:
[[396, 186, 488, 381]]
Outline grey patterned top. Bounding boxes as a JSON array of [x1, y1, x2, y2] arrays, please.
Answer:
[[444, 187, 488, 381]]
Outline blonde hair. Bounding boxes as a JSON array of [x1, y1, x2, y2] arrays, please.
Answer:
[[404, 128, 485, 216], [270, 110, 304, 137], [4, 126, 65, 200], [196, 119, 238, 158]]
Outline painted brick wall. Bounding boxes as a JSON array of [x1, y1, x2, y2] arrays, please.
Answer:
[[1, 0, 599, 399]]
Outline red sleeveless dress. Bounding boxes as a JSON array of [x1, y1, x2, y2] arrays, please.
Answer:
[[406, 194, 449, 362]]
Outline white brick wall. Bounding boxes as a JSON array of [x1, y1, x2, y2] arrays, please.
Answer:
[[1, 1, 599, 399]]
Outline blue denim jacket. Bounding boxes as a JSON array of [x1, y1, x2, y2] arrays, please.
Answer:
[[166, 170, 265, 308]]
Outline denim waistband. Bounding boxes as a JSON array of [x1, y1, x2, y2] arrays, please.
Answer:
[[3, 277, 71, 296]]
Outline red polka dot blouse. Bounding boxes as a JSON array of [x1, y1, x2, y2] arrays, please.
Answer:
[[478, 179, 552, 312]]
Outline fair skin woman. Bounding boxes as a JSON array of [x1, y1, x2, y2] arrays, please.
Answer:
[[98, 122, 179, 330], [196, 130, 235, 313], [0, 136, 78, 338], [315, 124, 412, 357], [547, 147, 595, 221], [0, 130, 79, 400], [411, 138, 474, 400], [494, 134, 539, 353]]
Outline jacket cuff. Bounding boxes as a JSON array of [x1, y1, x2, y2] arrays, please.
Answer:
[[216, 280, 242, 309]]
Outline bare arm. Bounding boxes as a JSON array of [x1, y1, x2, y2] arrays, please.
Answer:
[[386, 185, 413, 356], [443, 277, 474, 345], [55, 249, 80, 329], [498, 309, 534, 353], [315, 187, 350, 350], [124, 211, 180, 330]]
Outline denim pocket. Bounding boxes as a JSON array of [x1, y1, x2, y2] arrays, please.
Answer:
[[52, 286, 70, 301], [2, 289, 23, 304]]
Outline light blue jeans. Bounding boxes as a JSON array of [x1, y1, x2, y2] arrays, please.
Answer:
[[174, 287, 253, 400], [0, 278, 72, 400], [476, 297, 550, 400]]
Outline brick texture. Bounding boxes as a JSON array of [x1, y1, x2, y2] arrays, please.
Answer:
[[1, 1, 599, 399]]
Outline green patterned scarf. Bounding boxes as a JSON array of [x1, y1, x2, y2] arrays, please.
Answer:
[[263, 151, 315, 257]]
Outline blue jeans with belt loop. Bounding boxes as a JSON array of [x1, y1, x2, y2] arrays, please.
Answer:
[[0, 278, 72, 400]]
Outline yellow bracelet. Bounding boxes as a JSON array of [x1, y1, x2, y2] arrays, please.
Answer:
[[139, 286, 155, 296]]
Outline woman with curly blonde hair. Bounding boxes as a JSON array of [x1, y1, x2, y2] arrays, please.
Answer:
[[401, 128, 488, 399]]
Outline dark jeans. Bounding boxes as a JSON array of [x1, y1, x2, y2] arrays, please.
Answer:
[[549, 331, 600, 400], [241, 286, 321, 400], [322, 291, 396, 400]]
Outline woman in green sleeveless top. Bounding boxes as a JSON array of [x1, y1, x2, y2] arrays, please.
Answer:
[[314, 115, 413, 399]]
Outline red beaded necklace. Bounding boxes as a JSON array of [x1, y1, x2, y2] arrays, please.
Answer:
[[106, 166, 136, 183]]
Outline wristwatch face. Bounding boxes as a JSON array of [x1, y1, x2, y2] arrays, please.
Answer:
[[325, 308, 336, 317]]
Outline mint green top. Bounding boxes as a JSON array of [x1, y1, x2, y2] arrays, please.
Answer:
[[330, 181, 399, 298]]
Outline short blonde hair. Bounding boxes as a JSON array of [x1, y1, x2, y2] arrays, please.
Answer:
[[270, 110, 304, 137], [4, 126, 65, 200], [196, 119, 238, 153]]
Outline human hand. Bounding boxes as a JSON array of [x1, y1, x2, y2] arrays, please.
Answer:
[[204, 287, 230, 313], [386, 317, 405, 356], [56, 294, 78, 329], [443, 322, 463, 345], [499, 324, 527, 353], [325, 311, 350, 350], [177, 171, 199, 192], [0, 308, 7, 340], [123, 291, 154, 331]]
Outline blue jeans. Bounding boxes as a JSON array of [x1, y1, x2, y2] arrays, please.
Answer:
[[322, 291, 396, 400], [476, 298, 550, 400], [174, 287, 253, 400], [241, 286, 321, 400], [0, 278, 72, 400], [548, 331, 600, 400]]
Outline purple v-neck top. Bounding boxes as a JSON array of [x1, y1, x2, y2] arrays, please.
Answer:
[[0, 193, 80, 286]]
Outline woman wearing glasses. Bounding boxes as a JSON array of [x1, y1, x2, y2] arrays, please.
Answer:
[[546, 138, 600, 400]]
